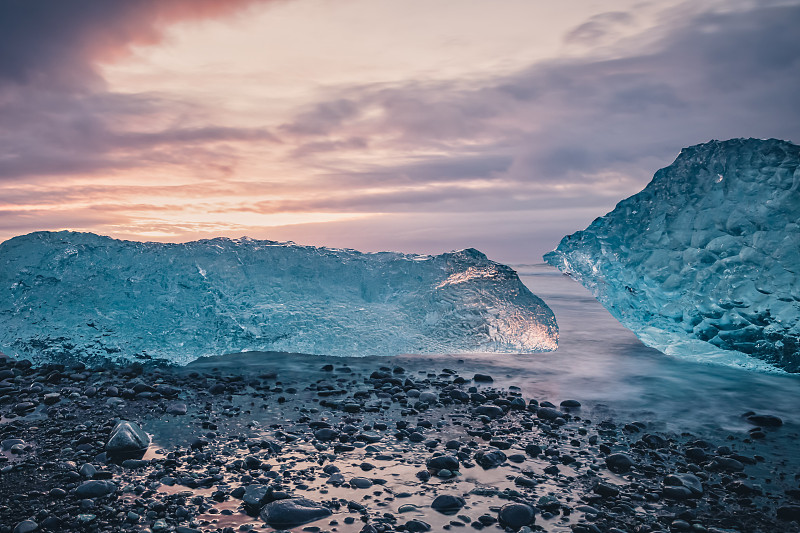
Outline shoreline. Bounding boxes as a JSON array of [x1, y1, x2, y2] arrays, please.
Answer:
[[1, 352, 799, 533]]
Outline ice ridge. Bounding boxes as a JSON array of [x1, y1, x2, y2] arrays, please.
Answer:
[[545, 138, 800, 372], [0, 232, 558, 365]]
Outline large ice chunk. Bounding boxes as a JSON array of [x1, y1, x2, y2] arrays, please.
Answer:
[[545, 138, 800, 372], [0, 232, 557, 365]]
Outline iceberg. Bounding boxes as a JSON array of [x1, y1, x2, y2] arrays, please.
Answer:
[[545, 138, 800, 372], [0, 231, 558, 365]]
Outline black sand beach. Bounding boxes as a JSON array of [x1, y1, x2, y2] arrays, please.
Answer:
[[1, 351, 798, 533]]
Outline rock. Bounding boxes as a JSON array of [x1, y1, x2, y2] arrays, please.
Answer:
[[12, 520, 38, 533], [43, 392, 61, 405], [431, 494, 466, 514], [536, 407, 563, 421], [243, 484, 269, 514], [605, 453, 634, 473], [121, 459, 149, 469], [404, 519, 432, 532], [314, 428, 339, 441], [559, 399, 581, 408], [778, 505, 800, 521], [474, 449, 506, 469], [74, 480, 116, 498], [709, 457, 745, 472], [166, 402, 187, 415], [427, 455, 459, 472], [684, 447, 707, 462], [106, 421, 150, 457], [418, 392, 438, 404], [351, 477, 373, 489], [259, 497, 332, 528], [473, 374, 494, 383], [474, 404, 504, 419], [594, 482, 619, 498], [746, 414, 783, 427], [1, 439, 24, 451], [498, 503, 536, 529], [640, 433, 667, 448], [525, 444, 542, 457], [662, 486, 692, 499], [79, 463, 97, 479], [664, 473, 703, 498]]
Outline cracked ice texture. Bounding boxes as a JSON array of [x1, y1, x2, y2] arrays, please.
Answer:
[[545, 138, 800, 372], [0, 232, 558, 365]]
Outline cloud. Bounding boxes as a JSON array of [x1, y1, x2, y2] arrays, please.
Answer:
[[0, 0, 279, 181], [0, 0, 269, 89], [564, 11, 635, 46], [280, 2, 800, 199]]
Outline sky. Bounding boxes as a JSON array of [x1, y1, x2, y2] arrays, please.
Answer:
[[1, 0, 799, 263]]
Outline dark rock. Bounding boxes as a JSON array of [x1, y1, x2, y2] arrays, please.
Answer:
[[259, 497, 332, 528], [351, 477, 373, 489], [605, 453, 634, 473], [74, 480, 116, 498], [106, 420, 150, 457], [473, 374, 494, 383], [12, 520, 38, 533], [474, 404, 504, 419], [431, 494, 466, 514], [594, 482, 619, 498], [684, 447, 706, 462], [709, 457, 745, 472], [525, 444, 542, 457], [474, 449, 506, 469], [664, 473, 703, 498], [243, 484, 269, 514], [536, 407, 563, 421], [314, 428, 339, 441], [427, 455, 459, 472], [641, 434, 667, 448], [498, 503, 536, 529], [166, 402, 187, 415], [404, 519, 432, 532], [746, 414, 782, 427], [778, 506, 800, 521], [560, 399, 581, 408]]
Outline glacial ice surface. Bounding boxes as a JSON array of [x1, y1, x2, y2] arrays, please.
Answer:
[[0, 232, 558, 365], [545, 138, 800, 372]]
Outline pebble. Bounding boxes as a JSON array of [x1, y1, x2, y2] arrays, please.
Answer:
[[259, 497, 332, 528], [105, 420, 150, 457], [605, 453, 634, 473], [74, 480, 117, 498], [431, 495, 466, 514], [498, 503, 536, 529]]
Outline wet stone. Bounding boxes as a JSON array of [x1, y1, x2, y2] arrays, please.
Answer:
[[431, 494, 466, 514], [498, 503, 536, 529], [259, 497, 332, 528], [106, 420, 150, 457], [605, 453, 634, 473], [74, 480, 116, 498], [427, 454, 460, 472]]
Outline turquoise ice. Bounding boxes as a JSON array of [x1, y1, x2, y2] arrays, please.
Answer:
[[546, 138, 800, 372], [0, 232, 558, 365]]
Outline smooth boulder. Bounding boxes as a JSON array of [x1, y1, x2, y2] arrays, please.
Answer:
[[259, 497, 332, 528]]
